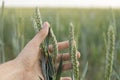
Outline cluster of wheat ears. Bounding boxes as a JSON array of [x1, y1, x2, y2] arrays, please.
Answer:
[[32, 8, 79, 80], [32, 7, 116, 80], [0, 1, 118, 79]]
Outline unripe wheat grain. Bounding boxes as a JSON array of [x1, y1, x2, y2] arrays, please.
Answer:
[[69, 23, 79, 80], [105, 25, 115, 80]]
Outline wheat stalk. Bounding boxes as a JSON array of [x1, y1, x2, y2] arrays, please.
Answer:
[[33, 7, 60, 80], [49, 27, 58, 61], [0, 0, 5, 63], [105, 25, 115, 80], [69, 23, 79, 80]]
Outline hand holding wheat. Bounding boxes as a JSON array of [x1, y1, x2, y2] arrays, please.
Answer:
[[0, 22, 80, 80]]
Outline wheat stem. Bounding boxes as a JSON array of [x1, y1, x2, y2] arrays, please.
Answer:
[[0, 0, 5, 63], [69, 23, 79, 80]]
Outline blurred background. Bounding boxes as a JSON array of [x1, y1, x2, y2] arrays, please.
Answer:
[[0, 0, 120, 80]]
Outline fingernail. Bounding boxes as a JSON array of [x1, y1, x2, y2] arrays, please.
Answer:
[[43, 22, 50, 29]]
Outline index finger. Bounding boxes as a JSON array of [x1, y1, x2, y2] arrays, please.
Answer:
[[60, 77, 72, 80], [49, 41, 69, 52]]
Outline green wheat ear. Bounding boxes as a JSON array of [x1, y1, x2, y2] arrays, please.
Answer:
[[69, 23, 80, 80], [49, 27, 58, 61], [34, 7, 43, 29], [33, 7, 61, 80], [105, 25, 115, 80]]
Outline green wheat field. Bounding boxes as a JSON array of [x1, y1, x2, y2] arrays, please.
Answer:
[[0, 3, 120, 80]]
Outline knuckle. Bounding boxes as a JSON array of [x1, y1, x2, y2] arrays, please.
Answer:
[[77, 51, 81, 58]]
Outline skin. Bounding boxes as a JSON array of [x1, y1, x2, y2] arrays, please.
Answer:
[[0, 22, 80, 80]]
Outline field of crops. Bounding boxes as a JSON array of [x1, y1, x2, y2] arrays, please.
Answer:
[[0, 6, 120, 80]]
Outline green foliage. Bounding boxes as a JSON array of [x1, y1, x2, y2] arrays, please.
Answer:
[[0, 8, 120, 80], [113, 65, 120, 80], [55, 57, 63, 80], [80, 62, 88, 80], [0, 0, 5, 63], [12, 17, 24, 56]]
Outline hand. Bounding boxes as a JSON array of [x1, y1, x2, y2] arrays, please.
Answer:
[[0, 22, 80, 80]]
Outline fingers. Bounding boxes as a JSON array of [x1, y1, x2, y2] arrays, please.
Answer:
[[60, 77, 72, 80], [30, 22, 50, 47], [55, 51, 80, 71], [56, 51, 80, 62], [62, 62, 72, 71], [55, 62, 72, 72], [56, 61, 79, 71], [49, 41, 69, 52], [62, 61, 79, 71]]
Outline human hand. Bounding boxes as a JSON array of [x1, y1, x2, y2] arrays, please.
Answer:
[[0, 22, 80, 80]]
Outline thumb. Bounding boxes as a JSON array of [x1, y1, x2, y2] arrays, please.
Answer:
[[30, 22, 50, 47], [15, 22, 50, 69]]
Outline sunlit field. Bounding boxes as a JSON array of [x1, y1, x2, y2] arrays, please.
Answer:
[[0, 7, 120, 80]]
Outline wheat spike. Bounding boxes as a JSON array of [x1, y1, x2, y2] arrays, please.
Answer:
[[49, 27, 58, 61], [105, 25, 115, 80], [69, 23, 79, 80]]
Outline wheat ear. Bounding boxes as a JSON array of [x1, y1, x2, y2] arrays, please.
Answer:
[[69, 23, 79, 80], [105, 25, 115, 80]]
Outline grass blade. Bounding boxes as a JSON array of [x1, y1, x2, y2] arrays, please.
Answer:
[[80, 62, 88, 80], [0, 0, 5, 63], [55, 56, 63, 80]]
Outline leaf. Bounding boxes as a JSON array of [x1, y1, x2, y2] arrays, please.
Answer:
[[47, 53, 55, 77], [55, 56, 63, 80], [40, 55, 47, 80], [113, 65, 120, 80], [38, 76, 42, 80], [80, 62, 88, 80]]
